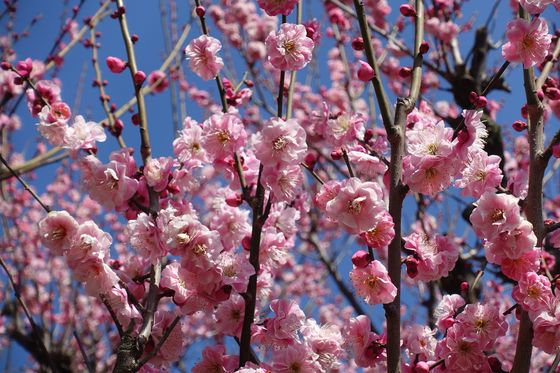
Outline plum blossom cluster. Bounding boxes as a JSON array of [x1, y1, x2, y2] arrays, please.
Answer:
[[404, 107, 503, 198], [38, 211, 118, 296]]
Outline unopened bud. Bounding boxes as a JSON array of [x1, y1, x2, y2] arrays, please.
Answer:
[[512, 120, 527, 132], [351, 37, 364, 51], [357, 60, 375, 82], [399, 4, 417, 17], [351, 250, 372, 268], [195, 5, 205, 17]]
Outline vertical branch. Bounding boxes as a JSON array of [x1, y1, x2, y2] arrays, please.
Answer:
[[286, 4, 301, 120], [384, 1, 424, 372], [351, 0, 393, 129]]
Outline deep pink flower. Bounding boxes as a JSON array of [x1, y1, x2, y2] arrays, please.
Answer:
[[127, 212, 168, 262], [214, 293, 245, 337], [185, 35, 224, 80], [38, 211, 79, 256], [359, 210, 395, 250], [357, 60, 375, 81], [192, 345, 238, 373], [268, 299, 305, 343], [484, 220, 536, 264], [520, 0, 554, 14], [501, 248, 540, 281], [147, 70, 169, 92], [148, 310, 184, 366], [326, 177, 385, 234], [314, 180, 342, 211], [272, 343, 322, 373], [512, 271, 553, 315], [266, 23, 314, 71], [160, 261, 190, 305], [502, 17, 552, 68], [436, 324, 491, 372], [532, 301, 560, 354], [455, 303, 507, 350], [349, 260, 396, 304], [344, 314, 386, 367], [257, 0, 298, 16]]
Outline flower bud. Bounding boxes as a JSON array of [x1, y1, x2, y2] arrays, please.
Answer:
[[399, 4, 417, 17], [106, 56, 127, 74], [134, 70, 146, 85], [225, 193, 243, 207], [419, 41, 429, 54], [552, 144, 560, 158], [474, 95, 487, 108], [351, 250, 372, 268], [195, 5, 205, 17], [545, 87, 560, 100], [0, 61, 11, 70], [398, 67, 412, 78], [357, 60, 375, 82], [512, 120, 527, 132], [414, 361, 430, 373], [331, 149, 343, 160], [351, 37, 364, 51]]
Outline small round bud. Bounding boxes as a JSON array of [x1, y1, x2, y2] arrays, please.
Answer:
[[195, 5, 205, 17], [331, 149, 343, 160], [351, 250, 372, 268], [552, 144, 560, 159], [512, 120, 527, 132], [0, 61, 11, 70], [131, 113, 140, 125], [131, 34, 139, 43], [351, 37, 365, 51], [134, 70, 146, 86], [399, 4, 417, 17], [419, 41, 429, 54], [106, 56, 127, 74], [398, 67, 412, 78]]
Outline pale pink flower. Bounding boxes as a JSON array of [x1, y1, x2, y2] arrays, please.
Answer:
[[216, 251, 254, 293], [36, 105, 69, 147], [257, 0, 298, 16], [144, 157, 173, 192], [66, 221, 112, 270], [359, 210, 395, 250], [501, 248, 540, 281], [80, 155, 139, 211], [63, 115, 106, 151], [347, 149, 388, 178], [266, 23, 314, 71], [484, 220, 536, 264], [326, 177, 385, 234], [350, 260, 396, 304], [185, 35, 224, 80], [127, 212, 168, 262], [210, 206, 251, 251], [520, 0, 554, 14], [502, 17, 552, 68], [314, 180, 341, 211], [403, 325, 436, 360], [214, 293, 245, 337], [455, 150, 503, 198], [434, 294, 465, 332], [147, 70, 169, 92], [403, 233, 459, 281], [105, 286, 141, 328], [267, 299, 306, 344], [469, 192, 523, 240], [38, 210, 79, 256], [272, 343, 322, 373], [253, 117, 307, 168], [160, 261, 190, 305], [202, 112, 247, 161], [173, 117, 208, 169], [455, 303, 507, 350], [325, 112, 365, 147], [81, 261, 119, 296], [532, 301, 560, 354], [148, 310, 184, 366], [300, 319, 344, 371], [262, 164, 303, 202], [512, 271, 553, 315]]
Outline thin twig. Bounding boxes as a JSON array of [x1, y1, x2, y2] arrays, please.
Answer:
[[73, 330, 94, 373]]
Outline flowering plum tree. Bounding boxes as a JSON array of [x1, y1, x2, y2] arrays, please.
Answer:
[[0, 0, 559, 372]]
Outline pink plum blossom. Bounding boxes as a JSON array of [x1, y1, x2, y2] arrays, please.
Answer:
[[143, 157, 173, 192], [160, 261, 190, 305], [38, 210, 79, 256], [403, 233, 459, 281], [202, 112, 247, 161], [257, 0, 298, 16], [271, 343, 322, 372], [349, 260, 396, 304], [266, 23, 314, 70], [455, 303, 507, 350], [192, 345, 238, 373], [359, 210, 395, 250], [512, 271, 554, 315], [532, 301, 560, 354], [455, 150, 503, 198], [469, 192, 523, 240], [253, 117, 307, 168], [484, 220, 537, 264], [325, 177, 385, 234], [502, 17, 552, 68], [63, 115, 106, 151], [262, 164, 303, 202], [184, 35, 224, 80], [434, 294, 465, 332]]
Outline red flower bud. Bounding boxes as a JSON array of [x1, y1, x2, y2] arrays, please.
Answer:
[[331, 149, 343, 160], [419, 41, 429, 54], [195, 5, 205, 17], [134, 70, 146, 86], [225, 193, 243, 207], [474, 95, 487, 108], [351, 37, 364, 51], [352, 250, 372, 268], [545, 87, 560, 100], [399, 4, 417, 17], [357, 60, 375, 82], [398, 67, 412, 78], [414, 361, 430, 373], [552, 144, 560, 159], [512, 120, 527, 132]]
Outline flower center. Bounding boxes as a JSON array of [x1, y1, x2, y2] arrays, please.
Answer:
[[427, 143, 438, 155], [283, 40, 296, 54], [474, 170, 487, 181], [217, 130, 230, 144], [425, 167, 438, 180], [51, 227, 66, 241], [527, 285, 541, 298], [491, 209, 505, 223], [193, 243, 207, 255], [364, 275, 379, 290], [347, 197, 365, 215], [176, 233, 191, 245], [273, 136, 287, 151]]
